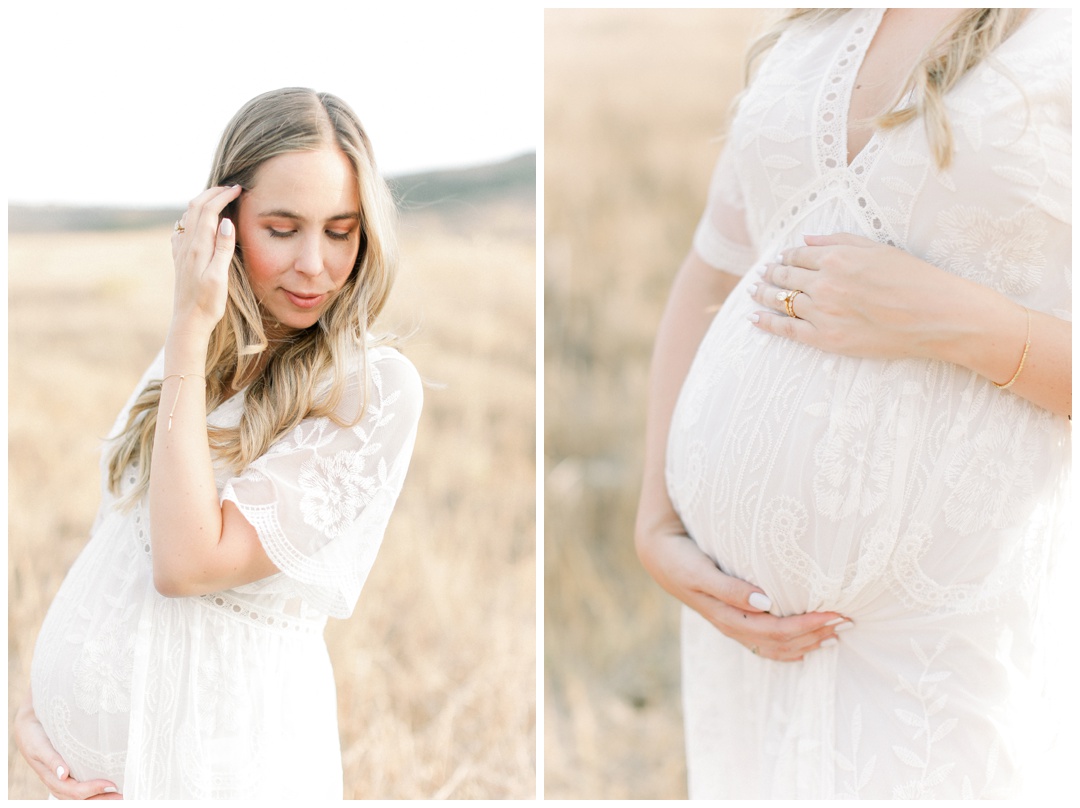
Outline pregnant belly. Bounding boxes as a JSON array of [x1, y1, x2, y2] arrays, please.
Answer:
[[664, 306, 1063, 620], [30, 529, 143, 783]]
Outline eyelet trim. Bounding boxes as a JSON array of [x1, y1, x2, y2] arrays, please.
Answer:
[[198, 592, 325, 635], [816, 8, 884, 175]]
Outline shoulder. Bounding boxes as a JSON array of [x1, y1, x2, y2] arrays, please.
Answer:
[[990, 9, 1071, 83], [367, 344, 423, 417]]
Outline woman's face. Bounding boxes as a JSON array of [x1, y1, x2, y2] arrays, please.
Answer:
[[236, 147, 361, 335]]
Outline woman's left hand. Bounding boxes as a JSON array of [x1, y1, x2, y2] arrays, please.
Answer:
[[747, 232, 969, 361]]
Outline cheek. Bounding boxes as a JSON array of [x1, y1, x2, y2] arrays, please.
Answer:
[[239, 240, 279, 290], [329, 246, 360, 289]]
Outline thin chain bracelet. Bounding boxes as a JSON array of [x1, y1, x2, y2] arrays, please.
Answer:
[[163, 373, 206, 431], [993, 307, 1031, 391]]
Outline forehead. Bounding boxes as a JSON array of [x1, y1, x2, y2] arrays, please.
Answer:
[[246, 148, 359, 215]]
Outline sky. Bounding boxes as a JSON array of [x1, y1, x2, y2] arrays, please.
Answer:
[[5, 1, 541, 207]]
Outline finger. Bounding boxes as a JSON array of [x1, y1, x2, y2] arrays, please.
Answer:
[[781, 232, 876, 270], [737, 612, 852, 661], [27, 750, 118, 800], [183, 185, 244, 245], [48, 770, 121, 801], [205, 217, 237, 282], [760, 262, 819, 292], [748, 308, 817, 340], [176, 186, 232, 233], [801, 232, 872, 249], [695, 566, 774, 614], [77, 782, 122, 800], [747, 280, 812, 317]]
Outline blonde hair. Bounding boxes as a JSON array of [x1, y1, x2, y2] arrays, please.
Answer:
[[743, 9, 1029, 169], [107, 88, 398, 506]]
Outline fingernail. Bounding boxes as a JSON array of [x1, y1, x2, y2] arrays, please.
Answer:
[[776, 252, 784, 264], [747, 313, 760, 324], [755, 265, 767, 277], [820, 637, 838, 648], [825, 617, 845, 626], [56, 766, 65, 780], [748, 592, 771, 611], [104, 787, 118, 793], [748, 283, 759, 295], [835, 621, 855, 632], [220, 218, 234, 237]]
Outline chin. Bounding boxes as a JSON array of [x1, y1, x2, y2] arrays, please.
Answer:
[[261, 309, 322, 337]]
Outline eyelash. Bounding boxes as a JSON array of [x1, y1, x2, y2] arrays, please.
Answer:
[[268, 228, 352, 242]]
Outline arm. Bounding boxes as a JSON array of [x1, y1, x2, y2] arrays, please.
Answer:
[[150, 185, 279, 597], [14, 690, 122, 799], [751, 233, 1071, 417], [635, 250, 849, 661]]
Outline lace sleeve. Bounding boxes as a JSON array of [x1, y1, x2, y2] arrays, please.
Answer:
[[220, 348, 422, 618], [692, 141, 757, 275]]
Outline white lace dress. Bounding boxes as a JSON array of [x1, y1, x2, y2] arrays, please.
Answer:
[[30, 344, 422, 799], [665, 8, 1071, 799]]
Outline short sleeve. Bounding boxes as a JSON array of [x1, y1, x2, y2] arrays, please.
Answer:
[[221, 348, 422, 618], [691, 141, 757, 275]]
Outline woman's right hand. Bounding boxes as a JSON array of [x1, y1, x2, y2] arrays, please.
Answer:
[[14, 692, 122, 799], [169, 184, 242, 338], [637, 529, 850, 661]]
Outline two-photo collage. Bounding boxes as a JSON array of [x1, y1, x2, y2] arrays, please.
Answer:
[[7, 5, 1076, 801]]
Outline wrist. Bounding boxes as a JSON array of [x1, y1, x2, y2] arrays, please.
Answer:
[[165, 325, 211, 371], [921, 276, 1017, 375]]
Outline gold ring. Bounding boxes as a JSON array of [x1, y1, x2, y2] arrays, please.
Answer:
[[174, 220, 185, 234], [785, 290, 805, 318]]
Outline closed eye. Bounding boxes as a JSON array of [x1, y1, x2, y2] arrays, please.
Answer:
[[268, 228, 295, 238], [327, 230, 353, 242]]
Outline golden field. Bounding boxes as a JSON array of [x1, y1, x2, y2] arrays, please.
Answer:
[[7, 188, 536, 797], [544, 9, 769, 799]]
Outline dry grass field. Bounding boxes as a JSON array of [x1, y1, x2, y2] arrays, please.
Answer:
[[544, 9, 770, 799], [7, 182, 536, 797]]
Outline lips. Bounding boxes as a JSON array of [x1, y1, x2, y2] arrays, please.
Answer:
[[283, 290, 328, 309]]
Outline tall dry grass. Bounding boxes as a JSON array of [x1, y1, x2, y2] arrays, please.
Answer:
[[7, 195, 535, 798], [544, 9, 770, 799]]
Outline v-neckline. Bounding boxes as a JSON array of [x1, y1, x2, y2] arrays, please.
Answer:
[[844, 8, 888, 168], [815, 8, 887, 174]]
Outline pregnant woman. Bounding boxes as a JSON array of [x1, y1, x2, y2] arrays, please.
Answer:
[[636, 9, 1070, 799], [15, 88, 422, 799]]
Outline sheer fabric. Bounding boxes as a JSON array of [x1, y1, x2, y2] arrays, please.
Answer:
[[666, 8, 1071, 799], [31, 344, 422, 799]]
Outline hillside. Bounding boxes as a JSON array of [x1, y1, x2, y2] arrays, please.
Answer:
[[7, 151, 535, 233]]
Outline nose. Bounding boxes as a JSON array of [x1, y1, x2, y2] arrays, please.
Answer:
[[294, 234, 323, 276]]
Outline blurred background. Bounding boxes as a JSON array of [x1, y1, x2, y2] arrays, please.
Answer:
[[5, 3, 538, 207], [544, 8, 770, 799], [7, 1, 537, 799]]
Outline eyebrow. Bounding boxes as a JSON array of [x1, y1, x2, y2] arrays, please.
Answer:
[[258, 209, 360, 223]]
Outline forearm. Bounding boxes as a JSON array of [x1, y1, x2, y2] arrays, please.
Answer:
[[148, 328, 223, 595], [930, 277, 1071, 418], [635, 251, 741, 568]]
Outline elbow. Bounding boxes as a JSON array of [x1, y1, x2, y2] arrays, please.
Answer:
[[152, 563, 198, 598], [633, 511, 656, 574]]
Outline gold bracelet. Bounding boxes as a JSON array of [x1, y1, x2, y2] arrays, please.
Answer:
[[162, 373, 206, 432], [993, 307, 1030, 391]]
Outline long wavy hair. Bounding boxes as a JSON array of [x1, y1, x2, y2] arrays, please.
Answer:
[[107, 88, 398, 507], [743, 9, 1029, 169]]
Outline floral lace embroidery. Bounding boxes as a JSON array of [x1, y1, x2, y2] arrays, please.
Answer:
[[890, 635, 976, 799], [927, 206, 1047, 296]]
